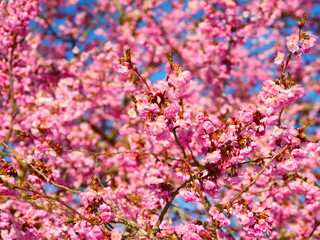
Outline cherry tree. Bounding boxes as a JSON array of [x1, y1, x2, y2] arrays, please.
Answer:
[[0, 0, 319, 239]]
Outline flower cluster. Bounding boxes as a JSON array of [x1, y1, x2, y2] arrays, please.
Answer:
[[286, 33, 318, 54], [0, 1, 319, 240]]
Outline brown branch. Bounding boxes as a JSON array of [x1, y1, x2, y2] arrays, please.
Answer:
[[172, 127, 188, 160], [172, 127, 218, 239], [13, 184, 108, 236], [306, 220, 320, 240], [132, 66, 151, 91], [230, 145, 289, 204], [0, 36, 18, 158], [149, 180, 190, 239], [78, 117, 117, 146], [0, 140, 81, 194]]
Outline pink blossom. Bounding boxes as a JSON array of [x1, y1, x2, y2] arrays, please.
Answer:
[[0, 1, 319, 239], [286, 33, 318, 54], [286, 33, 300, 53], [209, 207, 230, 227], [113, 61, 129, 78], [274, 51, 284, 65], [202, 179, 217, 190], [127, 108, 137, 118], [144, 116, 167, 136], [179, 189, 197, 203], [291, 148, 307, 160], [181, 71, 192, 83], [169, 70, 192, 87], [87, 226, 104, 240], [199, 20, 212, 32], [164, 103, 180, 119], [176, 127, 193, 147], [289, 84, 306, 99], [0, 185, 19, 197], [216, 212, 231, 227], [182, 232, 202, 240], [175, 223, 189, 236], [202, 120, 214, 134], [236, 212, 255, 227], [100, 212, 115, 223], [238, 104, 256, 124], [205, 150, 221, 164], [277, 158, 300, 173], [110, 228, 122, 240], [79, 189, 97, 208], [301, 34, 318, 53], [99, 204, 114, 223]]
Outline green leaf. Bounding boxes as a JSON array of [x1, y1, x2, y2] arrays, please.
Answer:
[[125, 48, 131, 58], [65, 219, 76, 225], [130, 95, 136, 102], [167, 53, 173, 63], [14, 129, 22, 135], [287, 72, 292, 81], [34, 222, 42, 229], [301, 33, 309, 40], [302, 13, 307, 23], [168, 82, 175, 88], [215, 203, 224, 211], [303, 118, 310, 129], [24, 195, 37, 200]]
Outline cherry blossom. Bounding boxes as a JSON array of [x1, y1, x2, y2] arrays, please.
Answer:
[[0, 1, 319, 239]]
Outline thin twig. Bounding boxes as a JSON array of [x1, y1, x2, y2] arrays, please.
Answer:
[[172, 127, 188, 160], [0, 140, 81, 194], [172, 128, 218, 239], [230, 145, 289, 204], [0, 36, 18, 157], [150, 180, 190, 239], [306, 220, 320, 240]]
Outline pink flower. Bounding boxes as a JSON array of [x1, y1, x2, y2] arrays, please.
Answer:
[[99, 204, 115, 223], [110, 228, 122, 240], [0, 185, 19, 197], [286, 34, 300, 53], [169, 70, 192, 87], [216, 212, 231, 227], [307, 142, 320, 153], [205, 150, 221, 164], [274, 51, 284, 65], [127, 108, 137, 118], [176, 128, 193, 147], [289, 84, 306, 99], [236, 212, 255, 227], [238, 104, 256, 124], [164, 103, 180, 119], [144, 116, 167, 136], [209, 207, 219, 217], [301, 34, 318, 53], [202, 121, 214, 134], [87, 226, 104, 240], [277, 158, 300, 173], [199, 20, 212, 32], [175, 223, 189, 236], [286, 33, 318, 54], [113, 60, 129, 78], [202, 179, 217, 190], [291, 148, 307, 160], [181, 71, 192, 83], [179, 189, 197, 203], [100, 212, 114, 223], [79, 189, 97, 208], [209, 207, 230, 227], [182, 232, 202, 240]]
